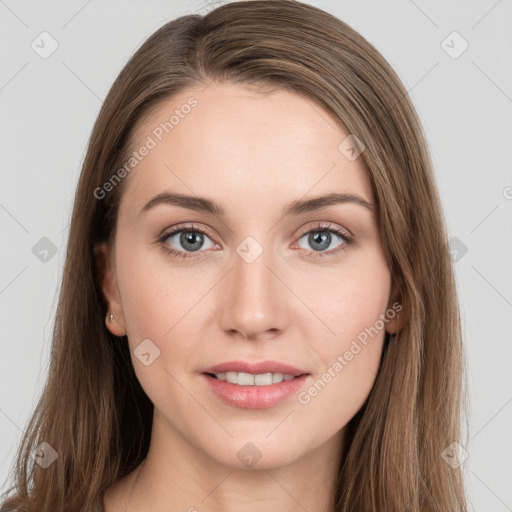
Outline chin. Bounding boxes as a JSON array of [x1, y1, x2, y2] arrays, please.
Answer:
[[203, 433, 308, 471]]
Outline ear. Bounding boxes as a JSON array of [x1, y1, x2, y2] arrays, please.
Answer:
[[385, 280, 406, 335], [94, 241, 127, 336]]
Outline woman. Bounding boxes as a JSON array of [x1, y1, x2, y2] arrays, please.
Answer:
[[1, 1, 468, 510]]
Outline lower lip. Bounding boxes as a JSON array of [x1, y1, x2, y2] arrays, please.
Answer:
[[202, 373, 310, 409]]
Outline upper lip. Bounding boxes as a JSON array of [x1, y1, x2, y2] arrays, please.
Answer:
[[202, 360, 308, 376]]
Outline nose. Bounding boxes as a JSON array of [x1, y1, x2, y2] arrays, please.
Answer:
[[218, 238, 289, 341]]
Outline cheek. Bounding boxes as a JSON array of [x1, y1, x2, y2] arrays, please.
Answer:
[[301, 248, 391, 351], [116, 241, 205, 337], [295, 250, 390, 409], [115, 244, 207, 379], [115, 249, 208, 416]]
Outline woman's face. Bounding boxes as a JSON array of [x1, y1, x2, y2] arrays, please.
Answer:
[[99, 81, 400, 469]]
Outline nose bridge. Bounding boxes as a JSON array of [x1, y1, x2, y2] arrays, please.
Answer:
[[234, 235, 275, 296], [219, 233, 286, 338]]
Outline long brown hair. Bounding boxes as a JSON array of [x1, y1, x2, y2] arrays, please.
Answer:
[[1, 1, 468, 510]]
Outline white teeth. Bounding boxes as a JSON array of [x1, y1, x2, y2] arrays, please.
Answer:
[[237, 372, 255, 385], [226, 372, 238, 384], [213, 372, 297, 385], [254, 373, 272, 385]]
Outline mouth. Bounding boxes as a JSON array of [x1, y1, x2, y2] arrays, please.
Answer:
[[204, 371, 304, 386], [200, 360, 310, 409], [201, 359, 308, 379]]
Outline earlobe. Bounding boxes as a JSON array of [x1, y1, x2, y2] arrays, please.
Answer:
[[104, 311, 126, 337], [385, 309, 403, 335], [385, 282, 406, 335], [94, 242, 127, 337]]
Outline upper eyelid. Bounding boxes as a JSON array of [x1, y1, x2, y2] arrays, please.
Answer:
[[297, 222, 351, 238], [159, 223, 216, 241]]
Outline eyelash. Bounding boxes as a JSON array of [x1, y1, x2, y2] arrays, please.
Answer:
[[157, 222, 353, 260]]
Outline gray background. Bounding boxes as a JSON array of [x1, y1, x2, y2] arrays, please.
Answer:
[[1, 0, 511, 510]]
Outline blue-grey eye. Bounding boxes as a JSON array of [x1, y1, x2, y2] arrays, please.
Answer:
[[297, 230, 344, 252], [165, 230, 215, 253]]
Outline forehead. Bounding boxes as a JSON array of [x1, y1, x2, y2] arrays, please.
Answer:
[[120, 81, 373, 220]]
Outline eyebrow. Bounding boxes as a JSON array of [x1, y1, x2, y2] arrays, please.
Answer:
[[139, 191, 374, 218]]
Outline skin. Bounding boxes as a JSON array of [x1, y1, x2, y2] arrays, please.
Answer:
[[97, 81, 401, 512]]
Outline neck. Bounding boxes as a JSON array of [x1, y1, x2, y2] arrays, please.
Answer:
[[109, 408, 345, 512]]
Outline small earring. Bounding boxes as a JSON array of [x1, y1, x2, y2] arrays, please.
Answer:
[[109, 313, 115, 323]]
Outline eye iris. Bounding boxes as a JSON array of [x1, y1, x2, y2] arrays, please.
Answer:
[[180, 231, 203, 252], [309, 231, 331, 251]]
